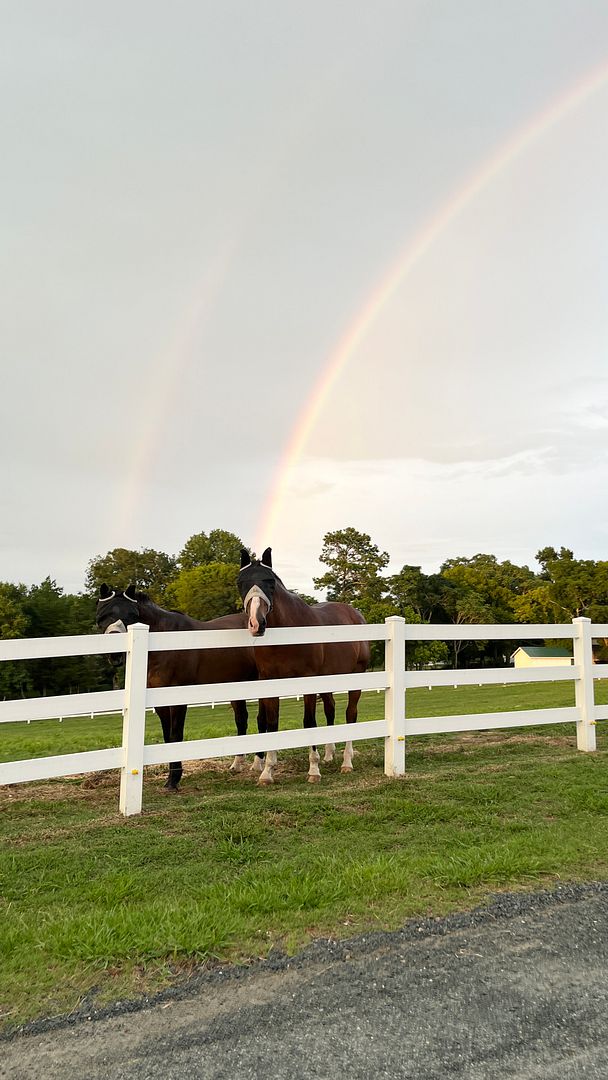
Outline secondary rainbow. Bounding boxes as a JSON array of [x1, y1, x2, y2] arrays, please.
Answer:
[[256, 58, 608, 550]]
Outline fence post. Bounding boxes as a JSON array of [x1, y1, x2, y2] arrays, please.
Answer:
[[384, 616, 406, 776], [572, 617, 596, 753], [119, 622, 149, 816]]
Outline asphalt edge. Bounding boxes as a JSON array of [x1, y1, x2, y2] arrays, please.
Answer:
[[4, 879, 608, 1043]]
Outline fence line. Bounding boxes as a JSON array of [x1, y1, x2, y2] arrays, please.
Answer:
[[0, 616, 602, 815]]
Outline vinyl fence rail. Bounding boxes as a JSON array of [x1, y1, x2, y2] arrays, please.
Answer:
[[0, 616, 602, 816]]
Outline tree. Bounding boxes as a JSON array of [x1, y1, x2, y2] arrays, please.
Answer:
[[313, 528, 389, 605], [85, 547, 177, 597], [164, 563, 241, 621], [388, 566, 453, 622], [441, 554, 537, 624], [357, 596, 448, 670], [178, 530, 244, 571], [512, 583, 554, 624], [534, 547, 608, 621], [0, 583, 30, 699], [0, 583, 29, 639], [18, 579, 109, 697], [438, 584, 494, 668], [536, 547, 574, 579]]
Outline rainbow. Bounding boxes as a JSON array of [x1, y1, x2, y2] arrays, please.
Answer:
[[256, 58, 608, 550], [117, 231, 242, 537]]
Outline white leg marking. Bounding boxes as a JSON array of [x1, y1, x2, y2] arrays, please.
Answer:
[[323, 743, 335, 763], [229, 755, 246, 772], [258, 750, 277, 786], [308, 747, 321, 783], [251, 755, 264, 774], [341, 742, 354, 773]]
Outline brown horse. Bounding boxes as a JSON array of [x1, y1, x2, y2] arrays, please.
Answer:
[[95, 584, 337, 790], [237, 548, 371, 783]]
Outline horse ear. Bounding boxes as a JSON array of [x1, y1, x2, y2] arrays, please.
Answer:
[[262, 547, 272, 567], [98, 583, 112, 600], [240, 548, 251, 568], [125, 583, 137, 600]]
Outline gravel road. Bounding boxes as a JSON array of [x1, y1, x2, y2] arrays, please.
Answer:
[[3, 883, 608, 1079]]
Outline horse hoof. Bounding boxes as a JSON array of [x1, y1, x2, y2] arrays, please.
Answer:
[[229, 763, 243, 773], [308, 773, 321, 784], [257, 775, 274, 786], [163, 785, 180, 793], [340, 765, 353, 774]]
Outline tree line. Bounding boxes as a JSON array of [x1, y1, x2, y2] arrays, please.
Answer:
[[2, 527, 608, 698]]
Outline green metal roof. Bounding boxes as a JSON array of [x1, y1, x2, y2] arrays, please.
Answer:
[[514, 646, 572, 658]]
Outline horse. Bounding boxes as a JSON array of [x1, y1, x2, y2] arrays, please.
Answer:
[[95, 584, 338, 790], [237, 548, 371, 784]]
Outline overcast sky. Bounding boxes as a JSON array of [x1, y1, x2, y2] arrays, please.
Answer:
[[2, 0, 608, 595]]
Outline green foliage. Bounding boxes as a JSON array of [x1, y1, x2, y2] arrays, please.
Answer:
[[0, 583, 30, 699], [313, 527, 389, 605], [356, 598, 449, 670], [0, 582, 29, 639], [85, 547, 177, 598], [164, 563, 241, 621], [534, 547, 608, 621], [0, 579, 110, 700], [178, 529, 244, 571], [441, 554, 537, 623], [437, 555, 538, 667], [388, 565, 456, 622], [24, 580, 108, 697]]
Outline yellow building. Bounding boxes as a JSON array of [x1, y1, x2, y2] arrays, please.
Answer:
[[510, 646, 573, 668]]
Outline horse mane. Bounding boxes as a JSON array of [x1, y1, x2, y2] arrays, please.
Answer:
[[132, 590, 242, 631], [134, 591, 183, 616]]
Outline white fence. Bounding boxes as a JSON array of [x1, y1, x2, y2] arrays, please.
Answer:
[[0, 616, 604, 816]]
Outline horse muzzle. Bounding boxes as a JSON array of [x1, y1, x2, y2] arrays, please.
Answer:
[[244, 586, 271, 637], [247, 599, 268, 636], [248, 613, 267, 637], [100, 620, 128, 667]]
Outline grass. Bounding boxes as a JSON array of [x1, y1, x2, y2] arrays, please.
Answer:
[[1, 680, 608, 1030]]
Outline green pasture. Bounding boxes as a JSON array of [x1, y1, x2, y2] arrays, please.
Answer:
[[1, 680, 608, 1030]]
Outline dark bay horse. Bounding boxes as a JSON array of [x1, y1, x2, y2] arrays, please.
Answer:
[[95, 584, 338, 790], [237, 548, 371, 783], [96, 584, 265, 789]]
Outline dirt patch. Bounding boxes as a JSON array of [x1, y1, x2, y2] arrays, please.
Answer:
[[420, 731, 576, 755]]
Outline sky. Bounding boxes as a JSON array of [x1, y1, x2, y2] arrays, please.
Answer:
[[2, 0, 608, 596]]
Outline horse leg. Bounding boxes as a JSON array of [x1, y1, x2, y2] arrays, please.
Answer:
[[320, 692, 336, 763], [229, 700, 248, 772], [342, 690, 361, 773], [251, 700, 267, 775], [157, 704, 185, 790], [258, 697, 279, 785], [156, 705, 171, 747], [155, 706, 180, 790], [303, 694, 321, 783]]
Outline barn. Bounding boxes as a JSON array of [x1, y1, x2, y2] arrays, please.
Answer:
[[510, 645, 573, 667]]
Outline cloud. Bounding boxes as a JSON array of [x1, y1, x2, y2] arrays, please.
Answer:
[[268, 449, 608, 591]]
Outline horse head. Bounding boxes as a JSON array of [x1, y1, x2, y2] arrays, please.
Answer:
[[237, 547, 276, 636], [96, 583, 141, 635]]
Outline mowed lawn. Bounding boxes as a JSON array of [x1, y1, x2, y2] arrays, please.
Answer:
[[1, 679, 608, 1029]]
